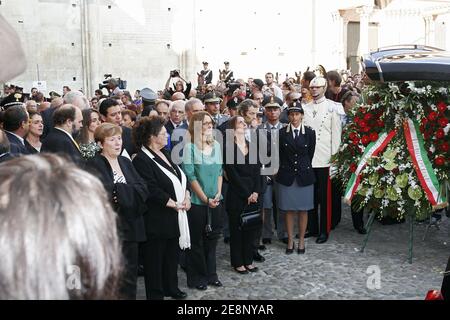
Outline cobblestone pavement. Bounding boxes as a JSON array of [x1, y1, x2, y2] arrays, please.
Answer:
[[137, 206, 449, 300]]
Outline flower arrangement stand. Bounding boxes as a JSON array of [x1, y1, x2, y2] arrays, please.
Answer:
[[360, 211, 376, 253]]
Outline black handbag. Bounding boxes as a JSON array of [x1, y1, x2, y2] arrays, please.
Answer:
[[239, 207, 262, 231]]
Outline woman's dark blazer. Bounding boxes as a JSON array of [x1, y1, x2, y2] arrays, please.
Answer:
[[276, 124, 316, 187], [132, 147, 182, 240], [86, 154, 147, 242], [223, 141, 262, 215]]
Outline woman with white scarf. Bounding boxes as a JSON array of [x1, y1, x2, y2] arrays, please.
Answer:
[[132, 116, 191, 300]]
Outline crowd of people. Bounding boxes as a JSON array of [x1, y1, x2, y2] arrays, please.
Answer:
[[0, 63, 447, 300]]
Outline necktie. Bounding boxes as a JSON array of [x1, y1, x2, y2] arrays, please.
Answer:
[[294, 129, 299, 140]]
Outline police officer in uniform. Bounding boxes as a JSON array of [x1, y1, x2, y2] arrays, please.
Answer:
[[140, 87, 157, 117], [220, 62, 234, 84], [303, 77, 342, 244], [200, 61, 213, 85], [203, 92, 229, 129], [276, 102, 316, 253]]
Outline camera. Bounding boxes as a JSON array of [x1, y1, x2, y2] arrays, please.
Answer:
[[170, 70, 180, 78], [98, 74, 127, 90], [226, 82, 241, 96]]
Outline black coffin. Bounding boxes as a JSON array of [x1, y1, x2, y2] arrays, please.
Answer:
[[361, 45, 450, 82]]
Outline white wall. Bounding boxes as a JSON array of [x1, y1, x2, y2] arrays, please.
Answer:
[[1, 0, 449, 97]]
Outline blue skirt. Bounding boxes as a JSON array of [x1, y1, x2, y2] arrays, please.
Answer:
[[278, 179, 314, 212]]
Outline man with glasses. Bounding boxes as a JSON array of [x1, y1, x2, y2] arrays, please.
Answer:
[[303, 77, 342, 244], [165, 100, 186, 136]]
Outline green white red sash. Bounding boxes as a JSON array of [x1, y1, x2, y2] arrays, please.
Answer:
[[403, 119, 447, 209], [344, 130, 397, 204]]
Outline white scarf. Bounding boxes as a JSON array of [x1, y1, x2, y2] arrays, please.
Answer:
[[141, 146, 191, 250]]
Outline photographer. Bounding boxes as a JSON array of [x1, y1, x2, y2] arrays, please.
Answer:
[[164, 70, 192, 100]]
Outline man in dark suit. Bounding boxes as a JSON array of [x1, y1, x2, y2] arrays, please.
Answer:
[[41, 104, 83, 164], [2, 105, 30, 156], [0, 130, 14, 163], [41, 97, 64, 139], [99, 98, 136, 158], [165, 100, 186, 136]]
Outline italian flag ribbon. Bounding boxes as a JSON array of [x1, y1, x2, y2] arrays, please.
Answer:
[[344, 130, 397, 204], [403, 119, 447, 209]]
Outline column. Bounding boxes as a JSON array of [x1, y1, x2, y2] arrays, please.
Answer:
[[357, 5, 373, 57], [424, 15, 436, 46]]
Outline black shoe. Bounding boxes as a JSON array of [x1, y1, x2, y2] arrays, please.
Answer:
[[356, 227, 367, 235], [208, 280, 223, 287], [262, 238, 272, 245], [234, 267, 248, 274], [253, 252, 265, 262], [315, 234, 328, 244], [223, 237, 230, 244], [297, 248, 305, 254], [170, 290, 187, 299], [245, 266, 259, 273], [285, 241, 294, 254], [304, 232, 318, 239], [258, 244, 267, 250], [195, 285, 207, 291]]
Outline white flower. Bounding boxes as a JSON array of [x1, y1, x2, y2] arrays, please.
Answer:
[[430, 145, 436, 153], [438, 87, 448, 95], [430, 104, 437, 111], [445, 124, 450, 135]]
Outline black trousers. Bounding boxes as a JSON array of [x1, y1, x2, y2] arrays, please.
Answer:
[[308, 167, 331, 236], [351, 206, 364, 230], [141, 237, 179, 300], [331, 178, 342, 229], [186, 204, 221, 287], [119, 241, 139, 299], [229, 208, 257, 268]]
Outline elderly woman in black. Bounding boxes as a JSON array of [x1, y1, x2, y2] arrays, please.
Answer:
[[86, 123, 148, 299], [132, 116, 191, 300], [223, 115, 261, 274], [276, 103, 316, 254]]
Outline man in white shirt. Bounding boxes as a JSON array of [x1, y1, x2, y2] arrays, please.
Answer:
[[303, 77, 342, 244], [265, 72, 283, 100]]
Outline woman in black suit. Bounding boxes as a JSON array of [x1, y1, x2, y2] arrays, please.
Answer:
[[132, 116, 191, 300], [276, 103, 316, 254], [86, 123, 148, 299], [223, 115, 261, 274]]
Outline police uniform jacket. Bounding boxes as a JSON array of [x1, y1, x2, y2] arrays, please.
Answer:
[[303, 97, 342, 168], [276, 123, 316, 187]]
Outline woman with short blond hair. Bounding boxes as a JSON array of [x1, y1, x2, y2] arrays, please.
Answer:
[[87, 122, 148, 299]]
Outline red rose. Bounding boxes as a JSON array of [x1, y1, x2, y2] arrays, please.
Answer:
[[364, 113, 372, 121], [436, 129, 445, 139], [359, 120, 367, 128], [370, 132, 379, 142], [437, 102, 447, 113], [376, 119, 384, 127], [435, 156, 445, 166], [349, 132, 357, 140], [359, 107, 366, 114], [349, 163, 357, 173], [428, 112, 438, 122], [439, 142, 449, 153], [438, 117, 448, 127], [424, 132, 430, 140], [352, 138, 360, 145], [354, 116, 360, 123], [421, 118, 428, 126], [362, 127, 371, 133], [377, 167, 385, 174], [361, 135, 370, 145]]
